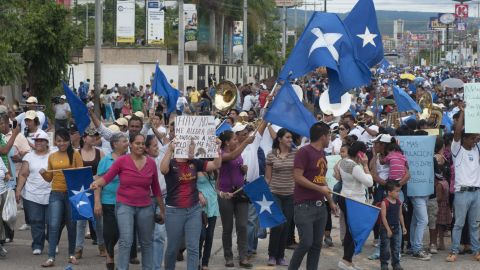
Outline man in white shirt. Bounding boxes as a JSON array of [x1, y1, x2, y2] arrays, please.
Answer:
[[176, 94, 189, 115], [16, 96, 46, 132], [348, 111, 378, 144], [54, 95, 71, 131], [242, 90, 256, 112], [447, 107, 480, 262]]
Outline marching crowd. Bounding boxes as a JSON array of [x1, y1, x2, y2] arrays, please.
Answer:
[[0, 65, 479, 270]]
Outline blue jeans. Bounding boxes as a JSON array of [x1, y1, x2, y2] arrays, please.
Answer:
[[164, 204, 202, 270], [288, 203, 327, 270], [153, 204, 166, 270], [23, 198, 48, 251], [409, 196, 428, 253], [115, 202, 155, 270], [46, 191, 76, 258], [247, 203, 259, 253], [380, 225, 401, 267], [451, 190, 480, 254], [76, 216, 104, 249], [105, 104, 115, 122]]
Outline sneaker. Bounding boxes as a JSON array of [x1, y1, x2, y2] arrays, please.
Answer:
[[446, 253, 457, 262], [324, 236, 334, 247], [18, 224, 31, 231], [412, 251, 431, 261], [393, 265, 404, 270], [267, 257, 276, 266], [368, 253, 379, 260], [0, 246, 7, 257], [4, 238, 11, 243], [33, 249, 42, 255], [338, 260, 356, 270], [429, 244, 438, 254], [276, 258, 288, 266]]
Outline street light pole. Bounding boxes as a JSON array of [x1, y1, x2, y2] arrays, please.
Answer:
[[243, 0, 248, 85], [94, 0, 103, 118], [178, 0, 185, 95]]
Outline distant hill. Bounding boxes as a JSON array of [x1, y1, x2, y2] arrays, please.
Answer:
[[286, 9, 443, 36]]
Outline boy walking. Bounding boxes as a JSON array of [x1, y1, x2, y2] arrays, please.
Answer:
[[380, 181, 406, 270]]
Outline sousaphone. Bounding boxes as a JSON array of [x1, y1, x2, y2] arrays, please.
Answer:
[[214, 80, 238, 111], [319, 91, 352, 117]]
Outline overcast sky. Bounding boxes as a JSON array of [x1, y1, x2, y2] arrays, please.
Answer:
[[302, 0, 478, 14]]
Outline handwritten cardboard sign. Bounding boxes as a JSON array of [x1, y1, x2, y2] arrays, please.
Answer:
[[464, 83, 480, 133], [397, 135, 436, 197], [174, 116, 218, 159]]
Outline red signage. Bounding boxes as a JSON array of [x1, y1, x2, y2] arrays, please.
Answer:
[[455, 4, 469, 18]]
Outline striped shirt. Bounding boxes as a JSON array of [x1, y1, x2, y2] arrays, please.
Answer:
[[384, 151, 407, 180], [266, 148, 297, 196]]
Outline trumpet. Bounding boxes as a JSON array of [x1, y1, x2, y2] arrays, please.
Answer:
[[17, 103, 46, 111]]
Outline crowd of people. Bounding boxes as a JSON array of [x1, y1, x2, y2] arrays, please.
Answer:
[[0, 64, 478, 270]]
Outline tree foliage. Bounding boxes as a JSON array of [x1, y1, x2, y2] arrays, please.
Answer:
[[0, 0, 83, 103]]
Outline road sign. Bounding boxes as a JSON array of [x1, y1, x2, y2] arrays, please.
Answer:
[[455, 4, 469, 18]]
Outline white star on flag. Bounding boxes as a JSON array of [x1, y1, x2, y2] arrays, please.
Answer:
[[76, 200, 88, 209], [72, 185, 91, 197], [255, 195, 274, 214], [357, 27, 377, 47], [309, 28, 343, 62]]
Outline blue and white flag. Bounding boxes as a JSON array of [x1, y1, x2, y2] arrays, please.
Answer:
[[393, 86, 421, 112], [62, 81, 90, 135], [344, 0, 384, 68], [69, 189, 94, 223], [243, 176, 286, 228], [215, 120, 232, 136], [64, 167, 95, 222], [278, 12, 371, 103]]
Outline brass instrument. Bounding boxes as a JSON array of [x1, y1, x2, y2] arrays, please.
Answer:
[[417, 91, 443, 129], [214, 80, 238, 112], [386, 111, 401, 129]]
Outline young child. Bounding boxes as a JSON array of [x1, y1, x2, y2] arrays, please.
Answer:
[[380, 181, 407, 270], [383, 140, 408, 181]]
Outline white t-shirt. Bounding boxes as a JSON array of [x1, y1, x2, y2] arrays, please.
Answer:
[[259, 125, 281, 158], [54, 103, 71, 120], [241, 133, 262, 182], [451, 140, 480, 191], [26, 129, 49, 146], [331, 137, 343, 155], [147, 126, 168, 145], [22, 151, 51, 205], [176, 96, 189, 111], [16, 111, 46, 132], [350, 124, 379, 143], [242, 95, 255, 111]]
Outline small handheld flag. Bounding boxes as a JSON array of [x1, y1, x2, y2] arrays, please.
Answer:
[[69, 189, 94, 222], [243, 176, 286, 228], [62, 81, 91, 135], [264, 82, 316, 138], [215, 120, 232, 136], [63, 167, 95, 222], [345, 197, 380, 254], [152, 63, 180, 114]]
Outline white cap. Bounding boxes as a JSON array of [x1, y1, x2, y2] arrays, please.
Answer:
[[232, 123, 247, 133], [107, 125, 121, 132], [115, 117, 128, 126], [134, 111, 144, 119], [25, 110, 37, 120], [371, 134, 393, 143], [32, 130, 49, 141], [239, 111, 248, 117], [26, 96, 38, 103], [60, 95, 66, 100]]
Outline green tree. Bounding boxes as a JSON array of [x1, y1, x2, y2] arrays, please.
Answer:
[[0, 0, 84, 104]]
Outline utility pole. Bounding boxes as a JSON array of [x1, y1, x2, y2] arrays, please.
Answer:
[[178, 0, 185, 95], [243, 0, 248, 85], [324, 0, 327, 12], [94, 0, 103, 118], [294, 0, 297, 44], [86, 4, 89, 40], [282, 3, 287, 59]]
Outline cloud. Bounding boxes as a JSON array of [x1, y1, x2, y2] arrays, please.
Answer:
[[306, 0, 466, 13]]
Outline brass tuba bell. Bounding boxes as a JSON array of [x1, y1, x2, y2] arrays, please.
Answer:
[[417, 90, 443, 129], [214, 80, 238, 112]]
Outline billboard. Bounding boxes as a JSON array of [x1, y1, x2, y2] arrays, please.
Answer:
[[116, 0, 136, 44], [184, 4, 197, 51], [232, 21, 244, 62], [146, 0, 165, 45]]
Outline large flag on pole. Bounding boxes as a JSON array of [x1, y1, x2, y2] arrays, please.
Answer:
[[152, 63, 180, 114], [264, 82, 316, 138], [63, 167, 95, 222], [278, 12, 370, 103], [345, 197, 380, 254], [344, 0, 384, 68], [62, 81, 90, 135], [243, 176, 286, 228]]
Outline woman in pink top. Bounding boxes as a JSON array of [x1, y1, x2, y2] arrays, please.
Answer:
[[91, 133, 165, 270]]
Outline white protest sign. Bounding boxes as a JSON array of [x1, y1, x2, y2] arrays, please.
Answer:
[[464, 83, 480, 133], [174, 116, 218, 158]]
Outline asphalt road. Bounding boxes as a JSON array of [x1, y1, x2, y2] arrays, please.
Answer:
[[1, 208, 478, 269]]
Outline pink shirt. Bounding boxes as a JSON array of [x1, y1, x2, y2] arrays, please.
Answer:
[[384, 151, 407, 180], [103, 155, 161, 207]]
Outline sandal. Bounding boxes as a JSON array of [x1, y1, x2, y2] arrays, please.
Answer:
[[68, 255, 79, 265], [446, 253, 457, 262], [41, 258, 55, 267]]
